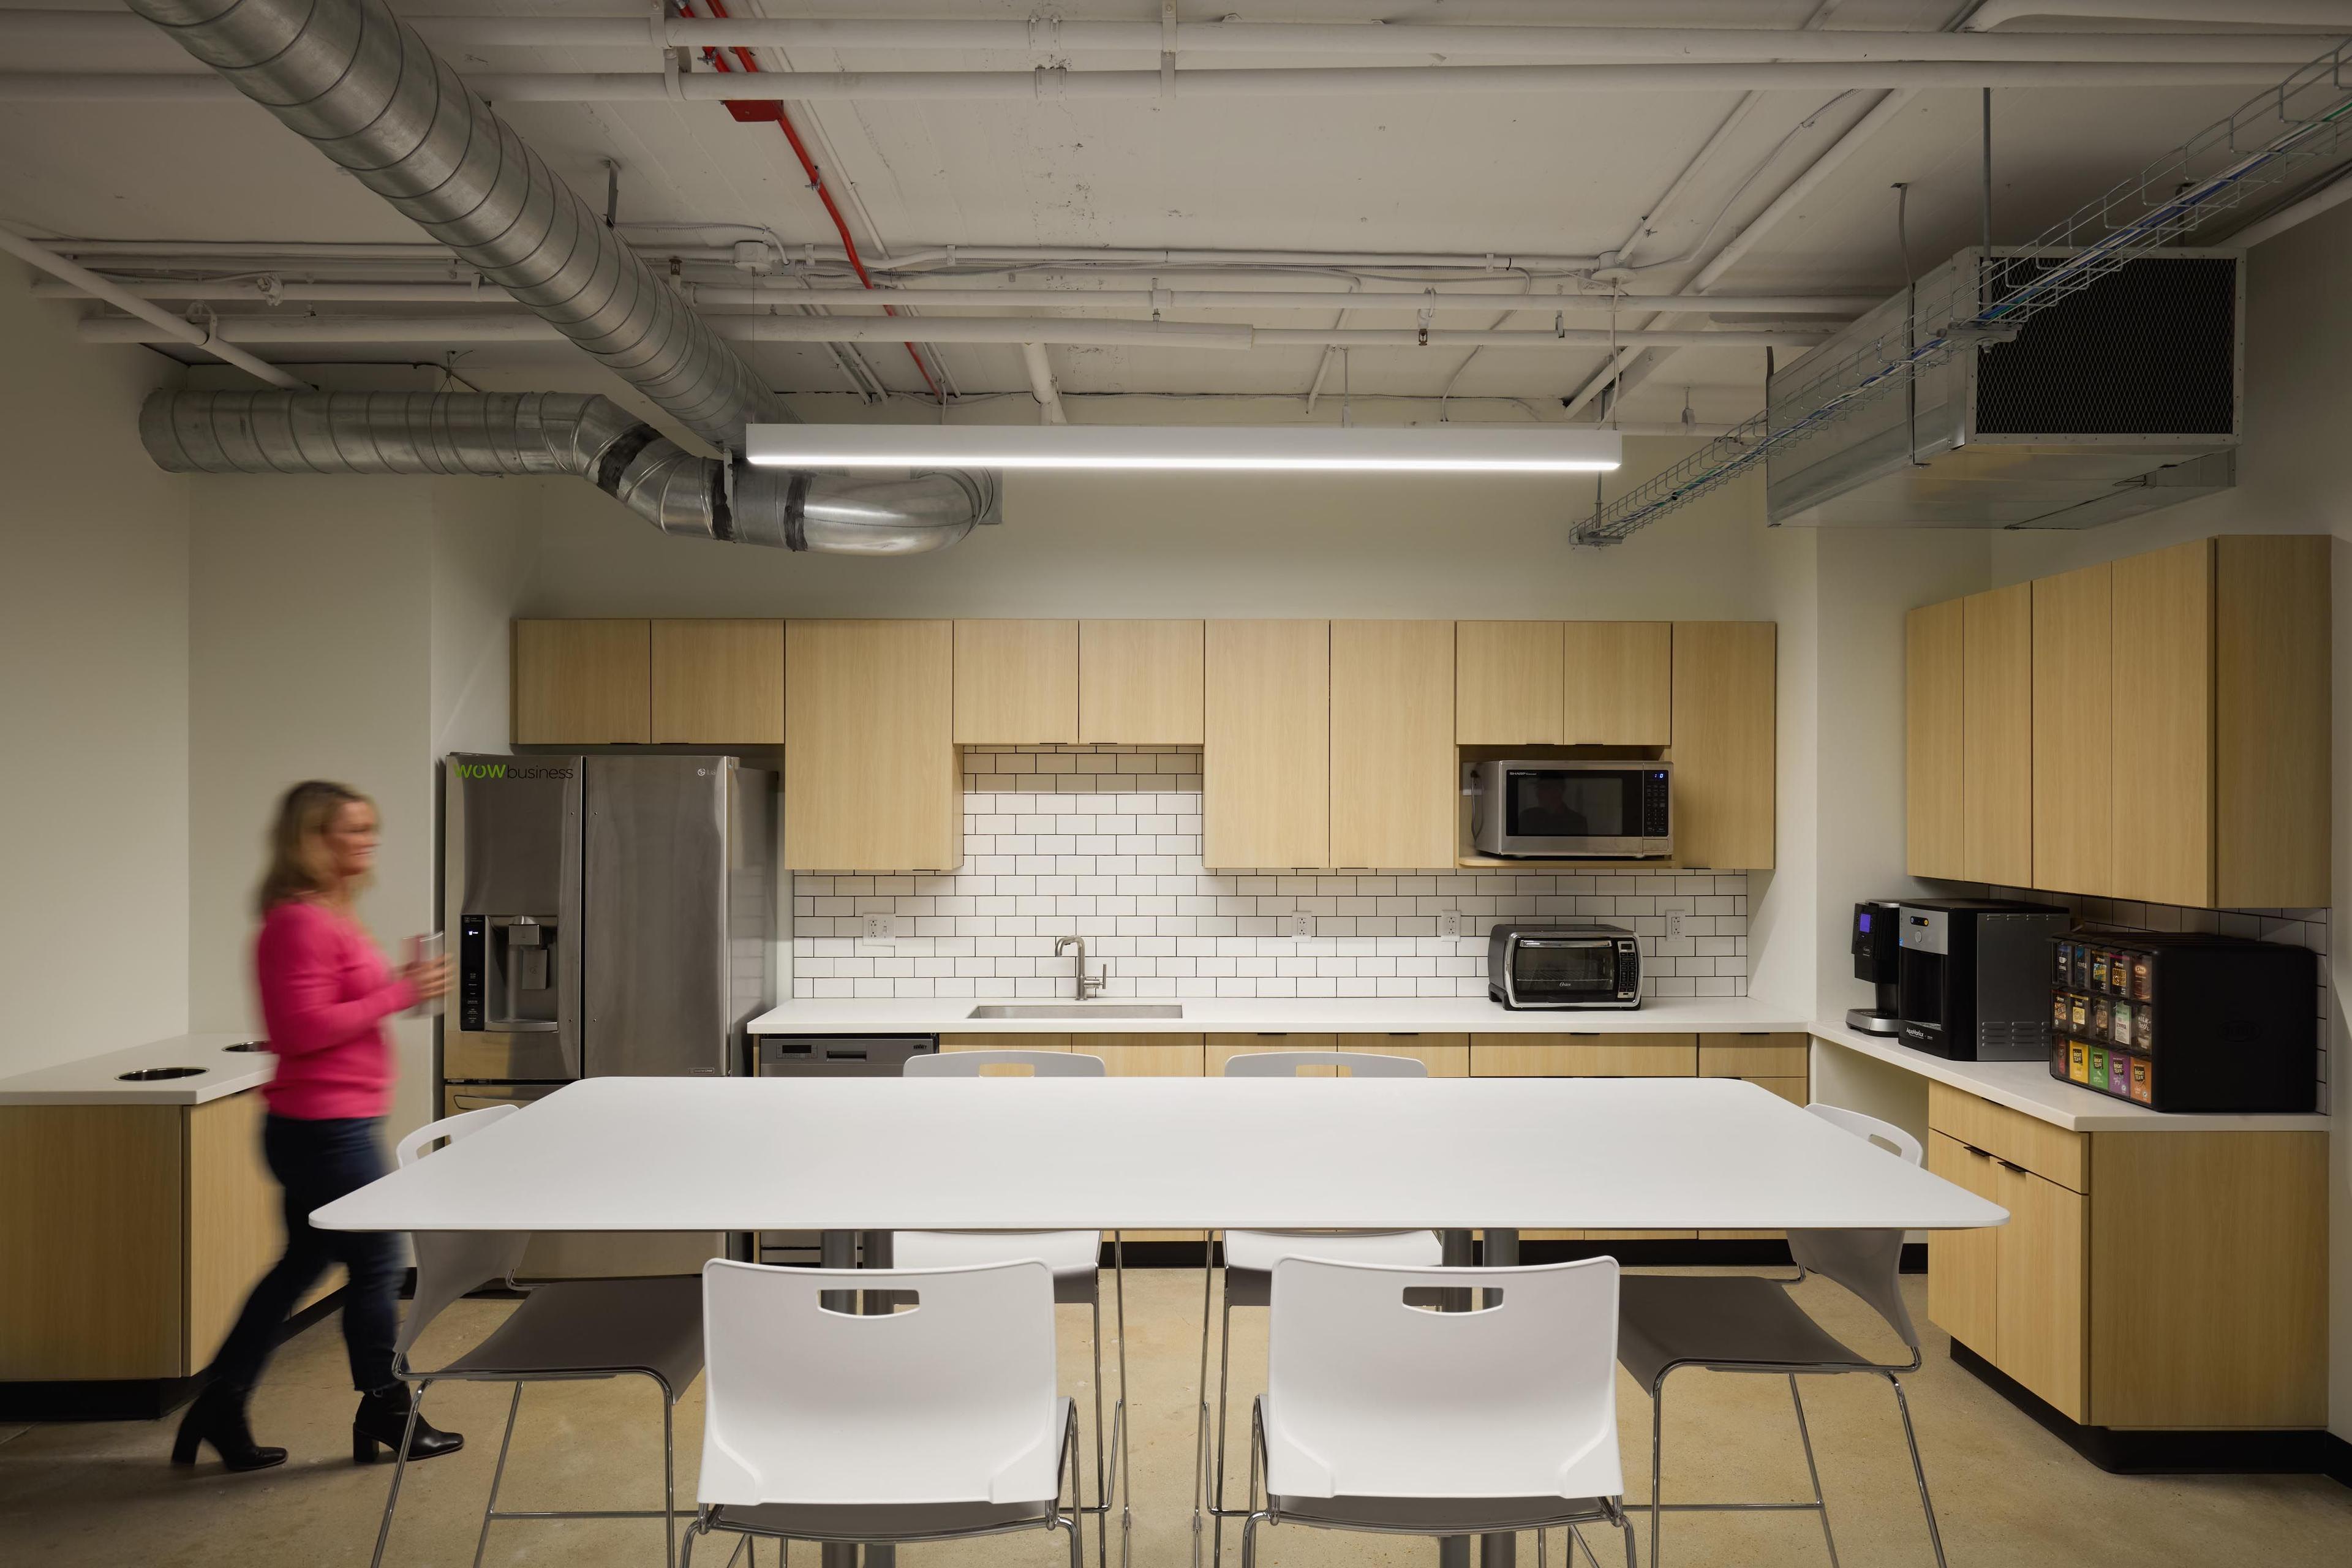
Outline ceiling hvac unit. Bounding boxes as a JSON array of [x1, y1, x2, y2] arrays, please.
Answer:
[[1765, 246, 2240, 530]]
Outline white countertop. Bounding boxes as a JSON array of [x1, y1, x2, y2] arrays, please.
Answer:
[[747, 995, 1809, 1037], [1809, 1020, 2332, 1134], [0, 1033, 276, 1106], [315, 1075, 2006, 1234]]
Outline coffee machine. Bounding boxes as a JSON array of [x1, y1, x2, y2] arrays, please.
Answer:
[[1845, 901, 1903, 1035], [1898, 898, 2072, 1061]]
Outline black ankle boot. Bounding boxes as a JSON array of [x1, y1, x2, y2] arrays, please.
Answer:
[[352, 1384, 464, 1464], [170, 1382, 288, 1472]]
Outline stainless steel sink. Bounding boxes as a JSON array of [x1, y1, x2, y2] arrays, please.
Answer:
[[965, 1004, 1185, 1020]]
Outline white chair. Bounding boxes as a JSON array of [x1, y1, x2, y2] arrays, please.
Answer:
[[1240, 1256, 1634, 1568], [682, 1258, 1082, 1568], [372, 1105, 704, 1568], [895, 1049, 1128, 1565], [1199, 1050, 1443, 1566], [1615, 1101, 1945, 1568]]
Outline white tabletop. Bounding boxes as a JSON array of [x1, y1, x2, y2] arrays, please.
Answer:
[[314, 1076, 2008, 1235]]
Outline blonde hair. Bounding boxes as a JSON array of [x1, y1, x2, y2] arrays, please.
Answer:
[[257, 780, 374, 915]]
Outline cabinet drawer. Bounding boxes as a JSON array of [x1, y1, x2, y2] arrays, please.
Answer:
[[941, 1035, 1071, 1055], [1208, 1035, 1468, 1076], [1697, 1033, 1806, 1077], [1471, 1035, 1697, 1076], [1929, 1083, 2088, 1193]]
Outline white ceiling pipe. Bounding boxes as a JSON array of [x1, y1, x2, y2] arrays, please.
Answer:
[[1019, 344, 1068, 426], [31, 277, 1877, 315], [0, 59, 2305, 103], [0, 225, 307, 390], [6, 12, 2337, 61], [1251, 327, 1828, 349], [1966, 1, 2352, 28]]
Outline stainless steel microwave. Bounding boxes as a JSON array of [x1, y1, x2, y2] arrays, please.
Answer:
[[1466, 760, 1672, 859], [1488, 923, 1643, 1009]]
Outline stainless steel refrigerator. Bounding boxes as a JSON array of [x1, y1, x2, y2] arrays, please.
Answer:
[[441, 752, 774, 1275]]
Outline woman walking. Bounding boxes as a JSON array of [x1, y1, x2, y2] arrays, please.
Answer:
[[173, 780, 461, 1472]]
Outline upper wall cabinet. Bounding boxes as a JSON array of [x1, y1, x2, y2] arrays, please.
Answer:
[[1455, 622, 1564, 745], [513, 619, 650, 745], [650, 619, 783, 745], [1080, 619, 1204, 744], [1916, 534, 2332, 911], [785, 619, 959, 872], [1204, 620, 1329, 870], [1905, 598, 1966, 880], [1562, 622, 1673, 744], [1670, 622, 1776, 870], [1329, 620, 1455, 869], [954, 620, 1078, 745]]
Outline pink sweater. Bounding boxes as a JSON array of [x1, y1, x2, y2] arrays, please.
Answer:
[[255, 900, 415, 1121]]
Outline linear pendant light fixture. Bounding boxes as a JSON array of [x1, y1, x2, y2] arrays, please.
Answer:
[[745, 423, 1623, 473]]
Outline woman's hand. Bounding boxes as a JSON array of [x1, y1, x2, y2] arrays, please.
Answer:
[[401, 954, 451, 1003]]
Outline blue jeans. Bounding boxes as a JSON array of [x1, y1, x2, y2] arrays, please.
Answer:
[[206, 1115, 402, 1396]]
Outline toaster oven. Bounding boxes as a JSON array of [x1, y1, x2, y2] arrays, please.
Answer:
[[1488, 922, 1643, 1009]]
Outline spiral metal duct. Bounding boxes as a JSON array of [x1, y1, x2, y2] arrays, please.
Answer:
[[124, 0, 993, 555]]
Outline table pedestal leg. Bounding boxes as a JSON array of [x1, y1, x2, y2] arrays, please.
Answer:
[[1479, 1231, 1520, 1568], [1437, 1231, 1476, 1568]]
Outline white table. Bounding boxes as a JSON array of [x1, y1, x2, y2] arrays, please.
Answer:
[[319, 1076, 2004, 1568]]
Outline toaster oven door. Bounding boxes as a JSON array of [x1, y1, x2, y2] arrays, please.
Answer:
[[1504, 937, 1629, 1008]]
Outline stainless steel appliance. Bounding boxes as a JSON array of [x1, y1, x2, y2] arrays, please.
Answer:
[[1896, 898, 2070, 1061], [751, 1035, 938, 1262], [1467, 760, 1672, 860], [1487, 923, 1642, 1010], [1846, 900, 1903, 1036], [443, 752, 774, 1274]]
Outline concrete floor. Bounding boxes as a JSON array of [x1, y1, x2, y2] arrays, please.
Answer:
[[2, 1266, 2345, 1567]]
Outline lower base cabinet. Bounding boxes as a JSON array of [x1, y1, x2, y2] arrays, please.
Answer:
[[1924, 1084, 2324, 1431]]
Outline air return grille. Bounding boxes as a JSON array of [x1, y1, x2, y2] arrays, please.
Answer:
[[1973, 255, 2237, 436]]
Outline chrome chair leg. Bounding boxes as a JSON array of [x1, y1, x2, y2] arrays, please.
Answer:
[[1210, 1286, 1236, 1568], [1191, 1237, 1216, 1568], [679, 1512, 703, 1568], [1536, 1526, 1547, 1568], [662, 1381, 679, 1568], [1618, 1518, 1637, 1568], [1240, 1512, 1268, 1568], [1888, 1373, 1950, 1568], [1091, 1288, 1109, 1568], [368, 1378, 429, 1568], [1648, 1373, 1667, 1568], [473, 1382, 526, 1568], [1788, 1374, 1839, 1568], [1113, 1232, 1133, 1568]]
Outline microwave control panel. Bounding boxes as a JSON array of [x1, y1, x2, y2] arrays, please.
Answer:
[[1642, 771, 1670, 837]]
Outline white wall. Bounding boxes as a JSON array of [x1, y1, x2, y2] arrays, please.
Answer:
[[0, 263, 191, 1076]]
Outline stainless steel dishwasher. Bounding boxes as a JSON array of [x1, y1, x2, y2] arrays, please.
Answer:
[[752, 1035, 938, 1262]]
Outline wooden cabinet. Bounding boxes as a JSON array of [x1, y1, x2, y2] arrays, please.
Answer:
[[513, 619, 650, 744], [1561, 622, 1673, 744], [785, 619, 959, 871], [1080, 619, 1204, 744], [1455, 622, 1564, 744], [1924, 1082, 2325, 1432], [2030, 562, 2114, 896], [1204, 620, 1329, 869], [2111, 540, 2214, 908], [1208, 1034, 1469, 1077], [650, 618, 783, 744], [1670, 621, 1776, 869], [1904, 598, 1964, 879], [1329, 620, 1455, 869], [1962, 584, 2034, 886], [955, 619, 1079, 744], [2214, 536, 2331, 908]]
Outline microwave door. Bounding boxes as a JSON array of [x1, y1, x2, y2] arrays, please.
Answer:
[[1506, 769, 1643, 856]]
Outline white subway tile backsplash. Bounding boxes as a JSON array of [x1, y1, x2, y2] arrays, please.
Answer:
[[794, 746, 1749, 1003]]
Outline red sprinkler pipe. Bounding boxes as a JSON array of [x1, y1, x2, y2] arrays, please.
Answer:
[[682, 0, 943, 398]]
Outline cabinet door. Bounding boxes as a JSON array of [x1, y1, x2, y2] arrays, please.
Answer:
[[1697, 1033, 1807, 1079], [1093, 1038, 1207, 1240], [1456, 621, 1564, 744], [1670, 622, 1776, 869], [2214, 536, 2332, 909], [1924, 1134, 2000, 1359], [1204, 620, 1329, 869], [650, 619, 783, 744], [2111, 539, 2214, 908], [1469, 1035, 1698, 1077], [1210, 1035, 1469, 1076], [785, 620, 959, 871], [2030, 564, 2111, 896], [1561, 622, 1673, 744], [1995, 1161, 2089, 1422], [1080, 619, 1204, 744], [513, 619, 650, 744], [1905, 598, 1965, 880], [1329, 620, 1455, 869], [1962, 584, 2034, 886], [0, 1104, 185, 1379], [955, 620, 1079, 744]]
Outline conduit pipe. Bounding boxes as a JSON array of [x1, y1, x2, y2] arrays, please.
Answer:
[[0, 59, 2309, 102], [0, 225, 307, 390], [4, 12, 2340, 61], [76, 314, 1829, 351], [1020, 345, 1068, 425], [31, 278, 1877, 315]]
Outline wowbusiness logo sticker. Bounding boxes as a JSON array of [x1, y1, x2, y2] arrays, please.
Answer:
[[453, 762, 575, 780]]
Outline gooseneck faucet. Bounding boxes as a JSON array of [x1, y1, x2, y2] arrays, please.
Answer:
[[1054, 935, 1106, 1002]]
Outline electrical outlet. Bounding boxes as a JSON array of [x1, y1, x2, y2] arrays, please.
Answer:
[[862, 913, 896, 941], [1288, 910, 1316, 940], [1666, 911, 1685, 940], [1439, 910, 1464, 940]]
